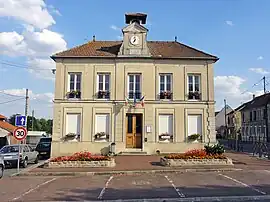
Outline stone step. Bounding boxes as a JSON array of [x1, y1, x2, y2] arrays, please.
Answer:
[[118, 151, 148, 155]]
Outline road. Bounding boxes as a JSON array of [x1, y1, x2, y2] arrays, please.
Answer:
[[3, 160, 46, 178], [1, 169, 270, 201]]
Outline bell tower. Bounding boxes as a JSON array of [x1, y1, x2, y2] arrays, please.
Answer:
[[118, 13, 151, 57]]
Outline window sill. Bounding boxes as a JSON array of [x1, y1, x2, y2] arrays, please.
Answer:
[[187, 99, 201, 101], [94, 139, 109, 143], [158, 140, 173, 143], [66, 98, 81, 100]]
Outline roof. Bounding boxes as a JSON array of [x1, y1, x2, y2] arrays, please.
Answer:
[[51, 41, 219, 61], [242, 93, 270, 110], [0, 114, 6, 120], [215, 111, 220, 116], [0, 120, 17, 133], [125, 13, 147, 24]]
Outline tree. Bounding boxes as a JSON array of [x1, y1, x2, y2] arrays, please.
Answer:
[[8, 114, 53, 135]]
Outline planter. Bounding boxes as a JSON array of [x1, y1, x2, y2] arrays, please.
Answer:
[[160, 157, 233, 167], [48, 158, 116, 168]]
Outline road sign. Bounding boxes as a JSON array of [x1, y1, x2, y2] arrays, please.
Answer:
[[15, 115, 26, 127], [13, 127, 27, 141]]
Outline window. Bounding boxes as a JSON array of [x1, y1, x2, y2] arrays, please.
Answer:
[[68, 73, 81, 98], [95, 114, 110, 141], [128, 74, 141, 99], [97, 74, 110, 99], [66, 113, 81, 141], [253, 111, 256, 121], [188, 114, 202, 139], [159, 74, 172, 99], [158, 114, 173, 142], [242, 113, 245, 122], [250, 111, 252, 121], [188, 75, 201, 100]]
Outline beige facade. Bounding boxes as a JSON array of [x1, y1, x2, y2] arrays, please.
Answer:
[[51, 13, 218, 156]]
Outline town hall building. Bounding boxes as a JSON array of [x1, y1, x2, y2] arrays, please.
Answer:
[[50, 13, 218, 156]]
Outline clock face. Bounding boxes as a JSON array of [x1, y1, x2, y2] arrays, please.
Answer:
[[130, 35, 139, 45]]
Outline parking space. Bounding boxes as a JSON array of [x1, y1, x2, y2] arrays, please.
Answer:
[[3, 170, 270, 201]]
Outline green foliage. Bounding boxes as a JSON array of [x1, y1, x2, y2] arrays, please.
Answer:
[[188, 133, 200, 141], [9, 114, 53, 135], [204, 144, 225, 155]]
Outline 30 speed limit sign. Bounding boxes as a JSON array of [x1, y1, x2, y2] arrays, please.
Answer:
[[13, 127, 28, 141]]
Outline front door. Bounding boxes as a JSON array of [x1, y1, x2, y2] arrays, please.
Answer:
[[126, 114, 142, 148]]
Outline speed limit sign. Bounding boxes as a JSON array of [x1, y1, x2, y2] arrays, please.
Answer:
[[13, 127, 28, 141]]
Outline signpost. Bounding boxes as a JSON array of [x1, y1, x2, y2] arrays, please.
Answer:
[[13, 127, 28, 172], [15, 115, 27, 127]]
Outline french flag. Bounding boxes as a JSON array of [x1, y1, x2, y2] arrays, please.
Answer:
[[140, 95, 145, 107]]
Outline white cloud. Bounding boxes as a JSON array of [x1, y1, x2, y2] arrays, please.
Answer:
[[249, 68, 269, 75], [110, 25, 121, 31], [27, 58, 55, 80], [0, 0, 55, 29], [0, 0, 67, 80], [225, 20, 234, 26], [257, 56, 264, 60], [0, 88, 54, 118], [48, 5, 61, 16], [214, 76, 264, 110]]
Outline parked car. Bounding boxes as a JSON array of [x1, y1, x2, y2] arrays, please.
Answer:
[[0, 155, 4, 178], [35, 137, 52, 159], [0, 144, 39, 168]]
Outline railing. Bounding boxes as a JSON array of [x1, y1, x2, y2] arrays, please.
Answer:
[[97, 91, 110, 99], [128, 92, 141, 100], [159, 92, 173, 100], [188, 91, 201, 100]]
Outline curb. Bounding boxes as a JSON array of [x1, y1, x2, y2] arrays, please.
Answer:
[[11, 160, 49, 177], [14, 167, 242, 177]]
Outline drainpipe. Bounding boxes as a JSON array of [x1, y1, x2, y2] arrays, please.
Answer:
[[206, 61, 211, 144]]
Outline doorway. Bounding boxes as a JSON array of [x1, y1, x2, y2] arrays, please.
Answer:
[[126, 113, 142, 148]]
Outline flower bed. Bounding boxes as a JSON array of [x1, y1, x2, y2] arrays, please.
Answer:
[[48, 152, 115, 168], [160, 147, 233, 167]]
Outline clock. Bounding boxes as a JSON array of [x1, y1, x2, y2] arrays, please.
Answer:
[[130, 35, 139, 45]]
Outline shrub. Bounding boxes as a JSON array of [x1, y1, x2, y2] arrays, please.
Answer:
[[188, 134, 200, 141], [164, 149, 226, 160], [50, 151, 111, 162], [204, 144, 225, 155]]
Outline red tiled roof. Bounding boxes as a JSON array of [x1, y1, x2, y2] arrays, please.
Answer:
[[0, 121, 17, 133], [52, 41, 218, 61], [0, 114, 6, 119]]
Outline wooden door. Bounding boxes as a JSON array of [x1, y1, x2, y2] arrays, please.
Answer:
[[126, 114, 142, 148]]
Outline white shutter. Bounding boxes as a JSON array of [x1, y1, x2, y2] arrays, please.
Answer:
[[188, 115, 202, 136], [95, 114, 109, 134], [159, 115, 173, 135], [66, 114, 81, 135]]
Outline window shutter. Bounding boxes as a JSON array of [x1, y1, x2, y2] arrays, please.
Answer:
[[159, 115, 173, 135], [188, 115, 202, 136], [95, 114, 109, 134], [66, 114, 81, 135]]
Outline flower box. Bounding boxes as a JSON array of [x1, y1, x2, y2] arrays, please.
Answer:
[[159, 91, 172, 99], [48, 152, 116, 168], [66, 90, 81, 99], [187, 91, 201, 100], [94, 132, 109, 141]]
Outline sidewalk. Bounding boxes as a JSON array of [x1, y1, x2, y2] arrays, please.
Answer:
[[15, 151, 269, 176]]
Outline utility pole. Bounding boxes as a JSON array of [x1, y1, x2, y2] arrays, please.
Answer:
[[32, 109, 34, 131], [224, 99, 227, 139], [263, 76, 266, 94], [24, 89, 29, 144]]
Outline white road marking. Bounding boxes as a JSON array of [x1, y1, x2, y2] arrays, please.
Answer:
[[97, 175, 113, 200], [164, 175, 185, 198], [219, 173, 266, 195], [12, 177, 57, 201]]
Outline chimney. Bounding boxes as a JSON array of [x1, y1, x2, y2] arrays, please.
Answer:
[[92, 35, 96, 41], [174, 36, 177, 42], [253, 94, 255, 99]]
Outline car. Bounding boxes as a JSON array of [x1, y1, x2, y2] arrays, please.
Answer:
[[0, 155, 4, 178], [0, 144, 39, 168], [35, 137, 52, 159]]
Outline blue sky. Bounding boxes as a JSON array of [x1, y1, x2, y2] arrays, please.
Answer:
[[0, 0, 270, 118]]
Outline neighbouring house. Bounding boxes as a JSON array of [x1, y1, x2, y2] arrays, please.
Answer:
[[0, 114, 19, 148], [50, 13, 219, 156], [240, 93, 270, 142], [26, 131, 48, 146], [215, 105, 233, 138], [227, 103, 247, 139]]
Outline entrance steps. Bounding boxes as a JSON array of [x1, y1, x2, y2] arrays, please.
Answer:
[[118, 149, 148, 155]]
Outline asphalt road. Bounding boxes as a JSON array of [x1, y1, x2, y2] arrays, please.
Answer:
[[1, 169, 270, 201], [3, 160, 46, 178]]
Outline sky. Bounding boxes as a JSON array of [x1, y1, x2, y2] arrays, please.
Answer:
[[0, 0, 270, 118]]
